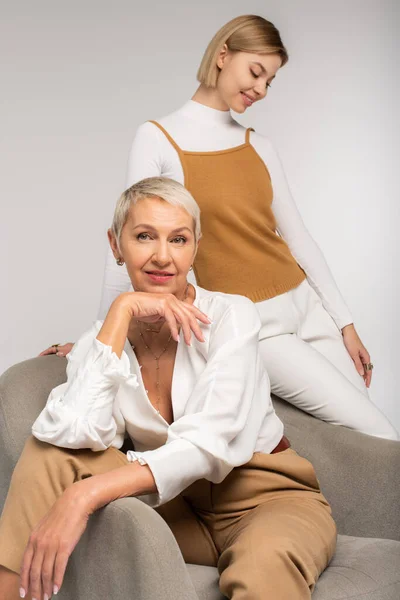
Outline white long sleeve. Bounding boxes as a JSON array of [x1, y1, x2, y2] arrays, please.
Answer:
[[32, 323, 138, 451], [35, 287, 283, 507], [98, 100, 352, 328]]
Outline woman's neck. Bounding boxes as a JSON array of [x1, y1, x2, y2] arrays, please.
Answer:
[[192, 84, 230, 112]]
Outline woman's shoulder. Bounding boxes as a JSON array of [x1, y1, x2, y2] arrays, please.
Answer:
[[248, 127, 275, 150], [195, 286, 260, 328], [247, 129, 281, 170], [134, 104, 187, 137]]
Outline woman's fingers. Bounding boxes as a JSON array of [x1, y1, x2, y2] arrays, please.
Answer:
[[163, 306, 180, 343], [360, 348, 373, 388], [171, 303, 206, 345], [167, 304, 193, 345], [351, 350, 365, 377], [28, 541, 45, 600], [19, 541, 34, 598], [39, 343, 74, 357], [52, 546, 71, 597], [41, 549, 56, 600], [176, 302, 209, 343], [157, 298, 208, 345], [135, 292, 211, 346], [56, 343, 74, 357], [39, 346, 57, 356], [365, 367, 372, 388], [183, 309, 205, 343], [187, 305, 212, 325]]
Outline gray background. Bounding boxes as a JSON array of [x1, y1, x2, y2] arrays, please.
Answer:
[[1, 0, 399, 430]]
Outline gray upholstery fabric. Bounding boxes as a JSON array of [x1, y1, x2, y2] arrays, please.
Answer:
[[187, 535, 400, 600], [0, 356, 68, 510], [273, 397, 400, 542], [1, 357, 400, 600], [60, 498, 199, 600], [314, 535, 400, 599]]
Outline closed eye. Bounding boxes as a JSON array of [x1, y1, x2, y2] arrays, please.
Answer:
[[250, 70, 272, 89]]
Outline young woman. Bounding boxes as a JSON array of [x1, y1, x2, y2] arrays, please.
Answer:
[[41, 15, 398, 440], [0, 178, 336, 600]]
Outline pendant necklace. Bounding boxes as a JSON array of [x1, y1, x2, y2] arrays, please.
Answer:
[[137, 322, 173, 415], [133, 283, 190, 414]]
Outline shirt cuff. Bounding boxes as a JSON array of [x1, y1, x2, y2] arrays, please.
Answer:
[[126, 438, 224, 507]]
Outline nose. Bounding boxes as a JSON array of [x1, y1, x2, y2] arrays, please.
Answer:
[[152, 239, 172, 266], [254, 82, 267, 100]]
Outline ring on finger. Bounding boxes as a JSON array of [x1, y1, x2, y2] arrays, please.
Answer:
[[364, 362, 374, 371], [52, 344, 60, 352]]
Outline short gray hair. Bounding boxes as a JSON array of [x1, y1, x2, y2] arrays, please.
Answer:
[[111, 177, 202, 249]]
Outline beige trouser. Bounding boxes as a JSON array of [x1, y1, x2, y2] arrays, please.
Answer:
[[0, 437, 336, 600]]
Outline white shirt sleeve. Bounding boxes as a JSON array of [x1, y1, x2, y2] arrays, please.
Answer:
[[32, 323, 138, 451], [97, 122, 181, 320], [251, 134, 353, 330], [128, 295, 277, 507]]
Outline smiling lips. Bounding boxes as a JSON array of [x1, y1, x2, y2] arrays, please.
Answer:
[[241, 92, 255, 107], [145, 270, 175, 283]]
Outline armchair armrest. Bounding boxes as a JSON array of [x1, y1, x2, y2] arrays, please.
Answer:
[[60, 497, 199, 600], [0, 357, 68, 511]]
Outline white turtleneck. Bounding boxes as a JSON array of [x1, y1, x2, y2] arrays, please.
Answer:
[[98, 100, 352, 330]]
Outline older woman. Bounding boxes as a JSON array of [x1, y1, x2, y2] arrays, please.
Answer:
[[0, 177, 336, 600]]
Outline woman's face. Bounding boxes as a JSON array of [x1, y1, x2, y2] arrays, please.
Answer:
[[216, 49, 282, 113], [109, 197, 197, 296]]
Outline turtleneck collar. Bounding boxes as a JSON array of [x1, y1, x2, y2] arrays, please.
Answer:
[[179, 100, 234, 125]]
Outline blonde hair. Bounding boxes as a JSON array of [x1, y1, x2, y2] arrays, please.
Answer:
[[111, 177, 202, 250], [197, 15, 288, 88]]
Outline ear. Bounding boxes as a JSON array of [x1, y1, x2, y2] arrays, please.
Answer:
[[107, 229, 121, 261], [216, 44, 229, 70]]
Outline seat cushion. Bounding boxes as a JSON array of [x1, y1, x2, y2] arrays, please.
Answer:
[[186, 535, 400, 600]]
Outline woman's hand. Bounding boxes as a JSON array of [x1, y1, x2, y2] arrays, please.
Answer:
[[342, 324, 373, 387], [117, 291, 211, 346], [39, 343, 74, 358], [19, 485, 91, 600]]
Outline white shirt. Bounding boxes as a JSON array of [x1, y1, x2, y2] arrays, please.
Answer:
[[33, 286, 284, 507], [99, 100, 353, 330]]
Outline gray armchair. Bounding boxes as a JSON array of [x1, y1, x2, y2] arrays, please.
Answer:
[[1, 356, 399, 599]]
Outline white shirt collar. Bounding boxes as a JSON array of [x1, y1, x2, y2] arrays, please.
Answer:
[[179, 100, 234, 126]]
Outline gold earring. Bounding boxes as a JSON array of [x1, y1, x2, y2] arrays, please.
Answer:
[[116, 258, 124, 266]]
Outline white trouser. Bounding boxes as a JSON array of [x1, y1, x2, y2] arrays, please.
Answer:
[[256, 280, 399, 440]]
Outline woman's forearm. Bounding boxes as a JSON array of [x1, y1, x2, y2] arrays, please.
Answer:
[[72, 462, 157, 514], [96, 295, 133, 357]]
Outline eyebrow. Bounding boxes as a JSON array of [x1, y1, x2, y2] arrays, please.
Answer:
[[132, 224, 192, 234]]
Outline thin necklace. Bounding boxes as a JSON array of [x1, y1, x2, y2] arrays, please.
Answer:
[[131, 283, 190, 414], [137, 324, 173, 414]]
